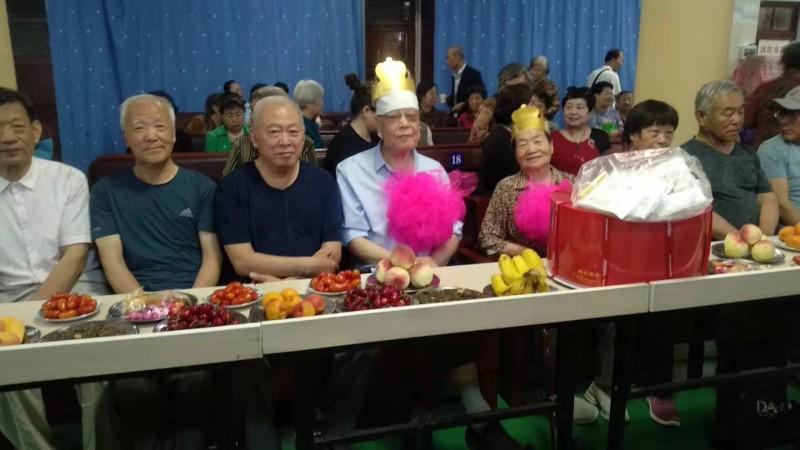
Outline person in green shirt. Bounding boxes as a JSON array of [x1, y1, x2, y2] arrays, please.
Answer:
[[204, 94, 249, 153], [293, 79, 325, 148]]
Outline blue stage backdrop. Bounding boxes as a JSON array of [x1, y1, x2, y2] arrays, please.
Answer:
[[433, 0, 640, 103], [46, 0, 365, 171]]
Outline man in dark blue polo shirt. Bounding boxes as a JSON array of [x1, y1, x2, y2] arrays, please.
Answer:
[[215, 95, 342, 280]]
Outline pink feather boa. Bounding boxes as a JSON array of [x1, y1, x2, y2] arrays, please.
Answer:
[[384, 171, 467, 253], [513, 180, 572, 246]]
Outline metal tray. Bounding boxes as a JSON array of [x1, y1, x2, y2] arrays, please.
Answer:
[[108, 292, 198, 323], [152, 310, 247, 332], [39, 320, 139, 342], [711, 242, 785, 264]]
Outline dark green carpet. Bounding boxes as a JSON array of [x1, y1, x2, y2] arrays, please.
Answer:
[[300, 387, 796, 450]]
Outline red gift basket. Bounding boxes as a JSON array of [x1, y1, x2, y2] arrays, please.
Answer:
[[547, 191, 712, 287]]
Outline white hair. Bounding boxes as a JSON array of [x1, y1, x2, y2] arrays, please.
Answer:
[[292, 80, 325, 108], [252, 95, 304, 129], [695, 80, 743, 114], [119, 94, 176, 130]]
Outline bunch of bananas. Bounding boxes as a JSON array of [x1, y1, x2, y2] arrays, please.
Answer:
[[490, 248, 550, 296]]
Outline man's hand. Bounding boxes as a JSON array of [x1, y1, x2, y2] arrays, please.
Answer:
[[307, 253, 339, 276]]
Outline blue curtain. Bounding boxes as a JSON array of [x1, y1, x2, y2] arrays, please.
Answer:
[[434, 0, 640, 101], [46, 0, 365, 171]]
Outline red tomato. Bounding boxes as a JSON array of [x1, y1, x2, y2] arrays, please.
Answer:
[[43, 309, 60, 319], [78, 305, 94, 315], [225, 292, 235, 301], [57, 298, 68, 311], [79, 296, 95, 308], [330, 282, 347, 292], [58, 310, 78, 319], [66, 296, 79, 310], [210, 297, 221, 305], [248, 291, 258, 301], [82, 299, 97, 310], [350, 279, 360, 289], [229, 281, 243, 289], [351, 269, 361, 279]]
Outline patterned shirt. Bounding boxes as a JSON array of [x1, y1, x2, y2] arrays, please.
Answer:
[[478, 168, 573, 255], [222, 135, 317, 177], [744, 69, 800, 150]]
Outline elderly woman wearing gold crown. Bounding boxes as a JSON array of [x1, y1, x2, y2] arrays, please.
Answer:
[[478, 104, 574, 256]]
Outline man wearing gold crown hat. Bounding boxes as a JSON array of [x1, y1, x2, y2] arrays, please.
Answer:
[[337, 59, 531, 450]]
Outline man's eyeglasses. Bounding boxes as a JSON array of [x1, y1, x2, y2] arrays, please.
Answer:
[[773, 109, 800, 120]]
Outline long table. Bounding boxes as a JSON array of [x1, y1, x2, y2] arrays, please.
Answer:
[[1, 256, 799, 449]]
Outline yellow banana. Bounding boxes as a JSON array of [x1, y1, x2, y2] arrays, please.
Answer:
[[536, 274, 550, 293], [499, 255, 523, 283], [522, 248, 546, 276], [512, 255, 530, 276], [491, 274, 510, 296], [522, 275, 535, 294], [508, 278, 525, 295]]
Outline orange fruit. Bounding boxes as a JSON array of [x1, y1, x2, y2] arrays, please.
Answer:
[[265, 300, 287, 320], [787, 235, 800, 249], [284, 295, 302, 311], [778, 226, 795, 242], [280, 288, 299, 299], [262, 292, 283, 306], [795, 223, 800, 235]]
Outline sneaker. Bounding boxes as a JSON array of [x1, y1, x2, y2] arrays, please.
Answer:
[[573, 396, 599, 424], [585, 382, 629, 422], [465, 422, 534, 450], [646, 396, 680, 427]]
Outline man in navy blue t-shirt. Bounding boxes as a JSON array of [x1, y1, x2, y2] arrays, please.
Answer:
[[215, 95, 342, 280]]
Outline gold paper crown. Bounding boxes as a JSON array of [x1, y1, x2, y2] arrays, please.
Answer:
[[372, 58, 416, 101], [511, 105, 549, 137]]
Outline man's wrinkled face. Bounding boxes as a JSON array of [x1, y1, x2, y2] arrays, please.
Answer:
[[252, 103, 305, 169], [123, 99, 175, 165], [776, 108, 800, 144], [697, 92, 744, 145], [0, 102, 41, 169], [377, 108, 421, 151]]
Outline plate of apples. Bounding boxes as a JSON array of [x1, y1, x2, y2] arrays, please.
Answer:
[[369, 245, 440, 293], [714, 224, 785, 264]]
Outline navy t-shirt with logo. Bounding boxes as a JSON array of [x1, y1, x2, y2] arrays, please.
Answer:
[[90, 168, 216, 291]]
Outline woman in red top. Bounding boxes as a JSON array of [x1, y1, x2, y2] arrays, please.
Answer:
[[457, 84, 486, 129], [550, 87, 610, 175]]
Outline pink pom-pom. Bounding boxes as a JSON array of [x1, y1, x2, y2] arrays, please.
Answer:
[[385, 171, 466, 253], [514, 180, 572, 246]]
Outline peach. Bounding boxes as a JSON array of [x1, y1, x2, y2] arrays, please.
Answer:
[[751, 239, 776, 262], [0, 331, 21, 346], [724, 231, 749, 258], [385, 266, 411, 290], [291, 300, 316, 318], [305, 295, 326, 314], [389, 245, 416, 270], [739, 224, 763, 246], [265, 300, 287, 320], [409, 263, 434, 288], [374, 259, 393, 283]]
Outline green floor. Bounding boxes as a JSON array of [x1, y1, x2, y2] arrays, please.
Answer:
[[284, 388, 799, 450]]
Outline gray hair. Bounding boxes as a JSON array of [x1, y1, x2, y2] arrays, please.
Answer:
[[498, 63, 533, 88], [694, 80, 743, 114], [529, 55, 548, 70], [119, 94, 175, 130], [251, 86, 288, 105], [448, 46, 464, 59], [293, 80, 325, 108], [252, 95, 304, 130]]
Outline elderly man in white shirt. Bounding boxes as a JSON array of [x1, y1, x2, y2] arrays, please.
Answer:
[[0, 88, 109, 450], [586, 49, 624, 95]]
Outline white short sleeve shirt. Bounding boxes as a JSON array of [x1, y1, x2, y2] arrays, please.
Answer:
[[0, 158, 91, 300]]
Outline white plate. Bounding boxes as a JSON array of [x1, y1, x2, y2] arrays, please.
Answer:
[[773, 236, 800, 253], [206, 287, 264, 310]]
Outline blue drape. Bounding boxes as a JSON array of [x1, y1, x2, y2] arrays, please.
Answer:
[[434, 0, 640, 100], [46, 0, 365, 171]]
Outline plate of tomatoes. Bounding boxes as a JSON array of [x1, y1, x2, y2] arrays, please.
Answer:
[[208, 282, 262, 309], [38, 293, 100, 322], [308, 270, 362, 296]]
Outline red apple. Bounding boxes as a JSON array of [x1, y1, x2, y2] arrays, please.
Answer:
[[409, 263, 434, 288], [739, 224, 763, 246], [389, 245, 416, 270], [792, 255, 800, 265], [374, 258, 392, 283], [385, 266, 411, 289], [305, 295, 326, 314]]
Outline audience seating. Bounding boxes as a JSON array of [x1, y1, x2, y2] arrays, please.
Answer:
[[430, 127, 470, 145]]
